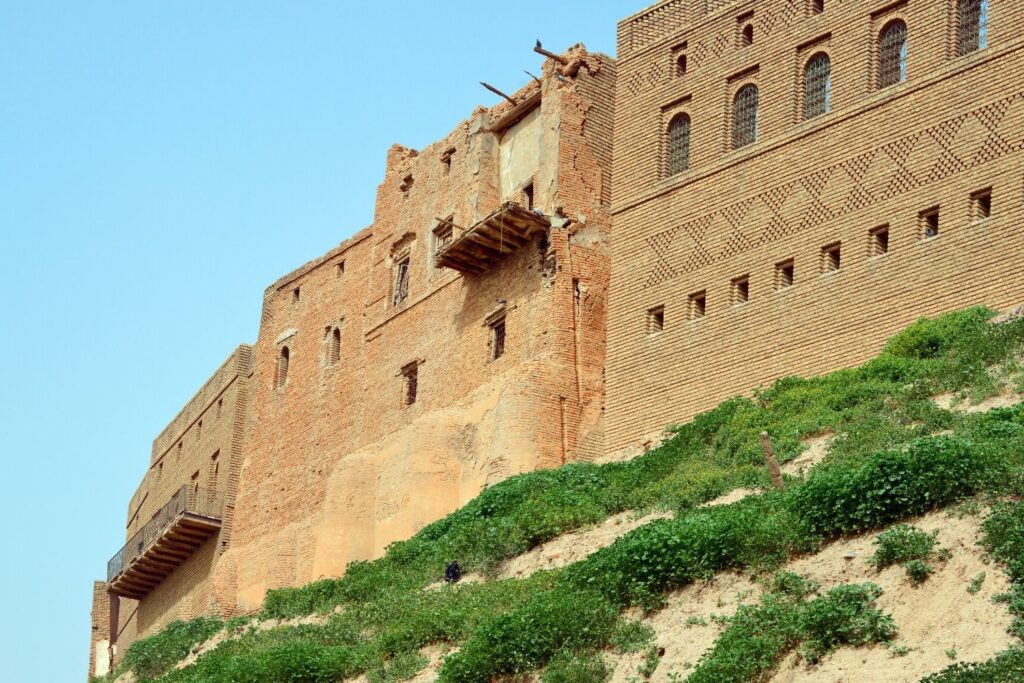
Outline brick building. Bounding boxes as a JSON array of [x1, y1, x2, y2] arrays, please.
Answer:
[[606, 0, 1024, 456], [90, 0, 1024, 675], [89, 45, 615, 674]]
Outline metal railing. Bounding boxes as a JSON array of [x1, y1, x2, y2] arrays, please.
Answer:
[[107, 486, 223, 581]]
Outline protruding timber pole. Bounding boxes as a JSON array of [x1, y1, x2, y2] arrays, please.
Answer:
[[760, 431, 784, 490], [534, 40, 568, 65], [480, 82, 517, 106]]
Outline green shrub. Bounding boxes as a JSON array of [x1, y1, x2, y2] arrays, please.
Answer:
[[541, 650, 610, 683], [883, 308, 992, 360], [610, 620, 655, 653], [869, 525, 939, 570], [798, 584, 896, 663], [120, 617, 223, 680], [438, 588, 616, 683], [905, 560, 934, 586], [921, 647, 1024, 682]]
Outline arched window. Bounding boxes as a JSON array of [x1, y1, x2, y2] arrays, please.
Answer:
[[812, 0, 824, 14], [804, 53, 831, 119], [666, 113, 691, 176], [878, 20, 908, 89], [732, 84, 759, 149], [957, 0, 989, 55], [276, 346, 290, 389], [328, 327, 341, 366], [741, 24, 754, 47]]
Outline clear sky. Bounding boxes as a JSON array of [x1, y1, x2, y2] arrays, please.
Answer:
[[0, 2, 624, 680]]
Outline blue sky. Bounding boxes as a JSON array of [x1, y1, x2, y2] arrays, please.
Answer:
[[0, 2, 623, 680]]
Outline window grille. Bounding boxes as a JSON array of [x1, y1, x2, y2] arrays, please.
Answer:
[[804, 53, 831, 119], [666, 114, 691, 175], [958, 0, 989, 55], [392, 257, 410, 306], [878, 21, 908, 88], [328, 327, 341, 365], [490, 317, 506, 360], [732, 85, 759, 149]]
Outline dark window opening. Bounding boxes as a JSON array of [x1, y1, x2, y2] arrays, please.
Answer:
[[400, 174, 414, 196], [336, 261, 345, 277], [216, 398, 223, 419], [869, 226, 890, 256], [666, 113, 691, 176], [741, 24, 754, 47], [804, 53, 831, 119], [197, 420, 202, 441], [328, 327, 341, 365], [776, 260, 795, 289], [392, 256, 411, 306], [878, 20, 908, 89], [523, 183, 535, 210], [676, 53, 688, 76], [920, 207, 940, 239], [292, 287, 301, 304], [402, 362, 419, 406], [811, 0, 824, 14], [689, 291, 707, 319], [972, 188, 992, 221], [733, 84, 760, 149], [441, 147, 456, 174], [433, 221, 454, 258], [490, 317, 506, 360], [648, 306, 665, 335], [957, 0, 989, 56], [157, 461, 163, 481], [821, 242, 842, 273], [732, 276, 750, 304], [276, 346, 290, 389]]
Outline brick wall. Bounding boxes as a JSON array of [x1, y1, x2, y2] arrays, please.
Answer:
[[607, 0, 1024, 455]]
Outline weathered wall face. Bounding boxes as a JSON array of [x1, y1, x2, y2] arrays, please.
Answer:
[[607, 0, 1024, 455], [214, 48, 615, 610], [91, 348, 251, 673]]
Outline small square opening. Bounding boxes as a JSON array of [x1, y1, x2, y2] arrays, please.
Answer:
[[820, 242, 841, 273], [647, 306, 665, 335], [775, 260, 795, 289], [731, 276, 750, 305], [971, 188, 992, 222], [869, 226, 889, 256], [688, 291, 707, 320], [919, 207, 940, 239]]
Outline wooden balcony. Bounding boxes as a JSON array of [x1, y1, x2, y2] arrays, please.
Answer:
[[107, 486, 223, 599], [435, 202, 550, 275]]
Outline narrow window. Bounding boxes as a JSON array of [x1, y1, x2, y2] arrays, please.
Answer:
[[401, 362, 419, 406], [740, 24, 754, 47], [191, 470, 200, 497], [292, 287, 301, 304], [666, 113, 691, 176], [676, 53, 688, 77], [732, 275, 750, 304], [811, 0, 824, 14], [336, 261, 345, 278], [647, 306, 665, 335], [197, 420, 202, 442], [276, 346, 290, 389], [971, 188, 992, 222], [919, 207, 940, 239], [732, 84, 759, 149], [489, 316, 506, 360], [433, 221, 454, 257], [176, 442, 182, 459], [400, 174, 414, 196], [327, 327, 341, 365], [392, 255, 411, 306], [523, 182, 535, 210], [869, 225, 890, 256], [821, 242, 841, 273], [441, 147, 455, 175], [878, 20, 908, 88], [216, 398, 223, 419], [209, 450, 220, 486], [157, 461, 163, 481], [776, 260, 795, 289], [958, 0, 989, 56], [804, 53, 831, 119], [688, 291, 707, 319]]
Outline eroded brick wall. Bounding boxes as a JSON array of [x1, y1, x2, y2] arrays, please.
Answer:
[[607, 0, 1024, 455]]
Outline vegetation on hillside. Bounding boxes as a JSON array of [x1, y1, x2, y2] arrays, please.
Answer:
[[94, 307, 1024, 683]]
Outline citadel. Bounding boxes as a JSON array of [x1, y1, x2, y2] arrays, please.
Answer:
[[89, 0, 1024, 676]]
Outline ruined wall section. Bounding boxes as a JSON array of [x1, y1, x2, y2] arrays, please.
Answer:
[[88, 581, 111, 679], [224, 50, 614, 609], [607, 0, 1024, 454]]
